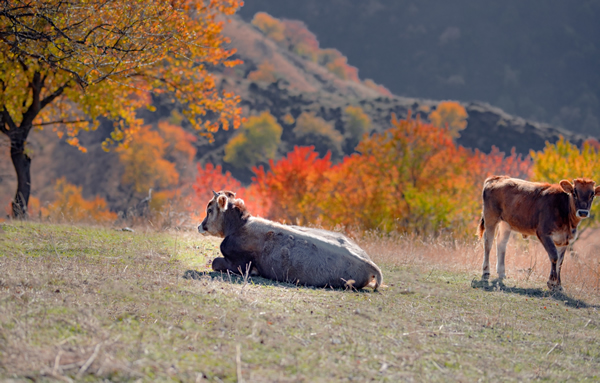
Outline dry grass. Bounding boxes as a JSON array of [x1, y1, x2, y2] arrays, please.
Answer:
[[1, 221, 600, 381], [359, 229, 600, 295]]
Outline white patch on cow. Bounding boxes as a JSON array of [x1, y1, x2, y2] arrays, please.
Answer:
[[576, 209, 590, 218]]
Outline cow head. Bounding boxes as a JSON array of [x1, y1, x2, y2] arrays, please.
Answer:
[[198, 190, 237, 237], [559, 178, 600, 218]]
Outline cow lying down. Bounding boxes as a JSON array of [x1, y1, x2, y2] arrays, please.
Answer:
[[478, 176, 600, 290], [198, 191, 383, 290]]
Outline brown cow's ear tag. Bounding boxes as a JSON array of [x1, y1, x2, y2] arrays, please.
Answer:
[[217, 195, 228, 212], [559, 180, 574, 194], [595, 185, 600, 197]]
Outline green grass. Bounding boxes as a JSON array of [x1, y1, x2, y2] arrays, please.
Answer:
[[1, 222, 599, 381]]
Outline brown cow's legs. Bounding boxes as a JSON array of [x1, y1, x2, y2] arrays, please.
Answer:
[[538, 234, 561, 290], [482, 217, 499, 279], [495, 221, 511, 279], [556, 246, 567, 288]]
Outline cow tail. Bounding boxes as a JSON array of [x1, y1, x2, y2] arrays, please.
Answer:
[[477, 216, 485, 239]]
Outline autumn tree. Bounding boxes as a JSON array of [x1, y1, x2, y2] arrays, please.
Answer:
[[0, 0, 243, 217], [118, 128, 170, 207], [224, 111, 282, 169], [253, 146, 331, 224], [344, 105, 371, 149], [428, 101, 468, 138]]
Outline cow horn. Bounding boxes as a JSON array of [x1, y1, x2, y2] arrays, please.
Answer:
[[212, 190, 219, 198]]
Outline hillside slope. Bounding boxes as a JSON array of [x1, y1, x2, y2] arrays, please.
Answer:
[[0, 16, 592, 211], [238, 1, 600, 137]]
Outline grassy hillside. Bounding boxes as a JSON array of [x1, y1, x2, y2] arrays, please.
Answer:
[[1, 222, 600, 381]]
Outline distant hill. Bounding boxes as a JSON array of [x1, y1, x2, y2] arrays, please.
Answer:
[[0, 14, 592, 212], [238, 1, 600, 137]]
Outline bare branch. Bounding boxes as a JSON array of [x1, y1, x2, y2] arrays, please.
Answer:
[[33, 119, 87, 127], [40, 80, 71, 109], [1, 107, 17, 132]]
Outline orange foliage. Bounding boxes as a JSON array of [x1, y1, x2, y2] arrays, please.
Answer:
[[281, 19, 320, 61], [251, 12, 286, 42], [363, 79, 393, 97], [428, 101, 468, 138], [192, 115, 531, 236], [251, 12, 386, 87], [157, 121, 197, 164], [247, 61, 278, 83], [41, 178, 117, 223], [254, 115, 529, 235], [318, 49, 359, 82], [472, 146, 532, 183], [252, 146, 331, 225], [322, 114, 474, 233], [117, 126, 179, 195]]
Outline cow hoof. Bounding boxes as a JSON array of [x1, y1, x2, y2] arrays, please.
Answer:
[[482, 273, 490, 280], [498, 274, 506, 280], [547, 281, 562, 291]]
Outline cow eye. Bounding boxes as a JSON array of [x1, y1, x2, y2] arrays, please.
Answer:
[[207, 208, 213, 214]]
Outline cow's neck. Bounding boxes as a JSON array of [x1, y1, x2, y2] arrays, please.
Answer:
[[223, 206, 250, 237]]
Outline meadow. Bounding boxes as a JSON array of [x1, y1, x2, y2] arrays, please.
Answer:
[[1, 221, 600, 382]]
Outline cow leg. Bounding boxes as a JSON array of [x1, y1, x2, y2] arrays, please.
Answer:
[[538, 234, 561, 290], [212, 257, 235, 273], [556, 246, 568, 289], [495, 221, 511, 279], [482, 217, 499, 279], [212, 257, 251, 275]]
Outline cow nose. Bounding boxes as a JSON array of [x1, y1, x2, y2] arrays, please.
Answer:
[[577, 209, 589, 218], [198, 224, 205, 233]]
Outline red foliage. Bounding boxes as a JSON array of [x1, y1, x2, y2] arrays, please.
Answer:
[[471, 146, 532, 184], [252, 146, 331, 224]]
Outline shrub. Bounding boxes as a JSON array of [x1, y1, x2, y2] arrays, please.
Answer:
[[344, 105, 371, 149], [224, 111, 283, 169], [428, 101, 468, 138], [293, 112, 344, 159], [42, 178, 116, 223]]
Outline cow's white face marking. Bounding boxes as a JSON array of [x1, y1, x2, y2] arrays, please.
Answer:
[[198, 198, 226, 237], [562, 179, 598, 219]]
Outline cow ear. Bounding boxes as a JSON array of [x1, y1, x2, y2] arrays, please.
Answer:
[[559, 180, 574, 194], [217, 195, 228, 212], [595, 185, 600, 196]]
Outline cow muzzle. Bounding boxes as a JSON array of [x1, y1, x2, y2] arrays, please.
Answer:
[[576, 209, 590, 218], [198, 224, 207, 235]]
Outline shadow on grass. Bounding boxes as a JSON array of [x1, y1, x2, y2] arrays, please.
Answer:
[[470, 278, 598, 309], [182, 269, 377, 293]]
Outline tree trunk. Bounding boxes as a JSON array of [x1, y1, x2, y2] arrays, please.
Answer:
[[10, 135, 31, 218]]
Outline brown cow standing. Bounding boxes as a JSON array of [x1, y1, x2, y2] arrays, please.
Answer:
[[478, 176, 600, 290], [198, 191, 383, 290]]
